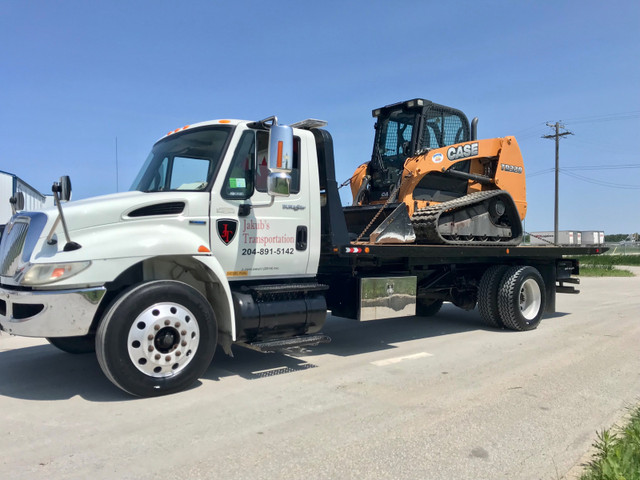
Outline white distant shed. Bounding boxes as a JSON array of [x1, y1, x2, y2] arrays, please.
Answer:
[[0, 170, 49, 225]]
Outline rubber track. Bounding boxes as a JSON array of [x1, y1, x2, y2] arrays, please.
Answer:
[[411, 190, 520, 246]]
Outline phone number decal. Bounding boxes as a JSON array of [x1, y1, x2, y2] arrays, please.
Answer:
[[242, 247, 295, 256]]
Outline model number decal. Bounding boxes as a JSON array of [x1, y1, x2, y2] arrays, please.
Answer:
[[242, 247, 295, 256], [501, 163, 523, 174], [447, 143, 479, 160]]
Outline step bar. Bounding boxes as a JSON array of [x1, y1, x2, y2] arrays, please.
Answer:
[[239, 334, 331, 353]]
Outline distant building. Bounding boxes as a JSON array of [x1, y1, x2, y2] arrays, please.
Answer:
[[0, 170, 52, 226], [529, 231, 582, 246], [581, 231, 605, 245]]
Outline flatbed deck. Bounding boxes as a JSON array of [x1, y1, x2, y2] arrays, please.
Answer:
[[330, 243, 606, 260]]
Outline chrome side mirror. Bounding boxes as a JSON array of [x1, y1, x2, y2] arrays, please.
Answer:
[[59, 175, 72, 202], [9, 191, 25, 214], [267, 124, 293, 197], [267, 172, 292, 197]]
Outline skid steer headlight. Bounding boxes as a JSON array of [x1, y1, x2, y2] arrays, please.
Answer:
[[17, 261, 91, 286]]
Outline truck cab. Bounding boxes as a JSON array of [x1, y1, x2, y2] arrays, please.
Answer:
[[0, 118, 334, 396], [131, 119, 323, 279]]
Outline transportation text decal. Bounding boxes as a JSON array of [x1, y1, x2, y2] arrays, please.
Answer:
[[241, 219, 295, 256]]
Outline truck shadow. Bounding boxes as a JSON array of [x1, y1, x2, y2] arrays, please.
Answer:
[[0, 305, 570, 400], [202, 303, 515, 382], [0, 344, 130, 402]]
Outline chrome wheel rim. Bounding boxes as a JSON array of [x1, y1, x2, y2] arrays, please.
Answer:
[[127, 302, 200, 378]]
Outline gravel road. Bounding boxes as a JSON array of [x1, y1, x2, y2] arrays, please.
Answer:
[[1, 270, 638, 479]]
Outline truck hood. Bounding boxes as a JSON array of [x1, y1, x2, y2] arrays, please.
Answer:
[[46, 191, 206, 232]]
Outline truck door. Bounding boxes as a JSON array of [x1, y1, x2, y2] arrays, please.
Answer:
[[212, 128, 311, 279]]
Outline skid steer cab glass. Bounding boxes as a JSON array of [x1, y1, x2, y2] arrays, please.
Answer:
[[17, 261, 91, 286], [130, 126, 232, 193]]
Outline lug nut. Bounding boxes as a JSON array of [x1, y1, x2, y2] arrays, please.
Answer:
[[155, 354, 161, 360], [154, 325, 160, 331], [148, 346, 154, 352], [175, 322, 181, 328], [164, 319, 171, 326]]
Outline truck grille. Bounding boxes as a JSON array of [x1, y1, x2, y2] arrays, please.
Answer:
[[0, 219, 29, 277]]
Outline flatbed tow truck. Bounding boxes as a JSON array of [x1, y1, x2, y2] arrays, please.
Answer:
[[0, 110, 604, 396]]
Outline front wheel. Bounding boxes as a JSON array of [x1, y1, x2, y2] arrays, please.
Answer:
[[497, 266, 546, 331], [96, 281, 217, 397]]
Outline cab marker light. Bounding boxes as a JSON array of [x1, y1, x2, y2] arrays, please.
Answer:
[[198, 245, 211, 253]]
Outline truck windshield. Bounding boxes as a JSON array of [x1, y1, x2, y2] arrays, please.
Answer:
[[130, 126, 231, 192]]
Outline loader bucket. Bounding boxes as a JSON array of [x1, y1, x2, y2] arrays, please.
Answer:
[[370, 203, 416, 244]]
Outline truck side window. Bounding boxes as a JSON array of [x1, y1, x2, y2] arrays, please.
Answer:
[[255, 131, 301, 194], [222, 131, 255, 199], [149, 157, 169, 191]]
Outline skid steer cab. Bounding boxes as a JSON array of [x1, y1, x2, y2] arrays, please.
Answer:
[[348, 98, 526, 246]]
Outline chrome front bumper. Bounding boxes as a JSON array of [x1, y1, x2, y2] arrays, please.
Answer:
[[0, 286, 107, 338]]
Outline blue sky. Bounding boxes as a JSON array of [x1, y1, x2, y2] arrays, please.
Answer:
[[2, 1, 639, 234]]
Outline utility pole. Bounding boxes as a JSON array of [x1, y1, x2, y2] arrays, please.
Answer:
[[115, 137, 119, 193], [542, 122, 573, 245]]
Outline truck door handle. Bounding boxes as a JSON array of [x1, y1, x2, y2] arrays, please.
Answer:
[[296, 226, 308, 251], [238, 204, 252, 217]]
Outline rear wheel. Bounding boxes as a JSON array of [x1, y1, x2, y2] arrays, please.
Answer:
[[477, 265, 509, 328], [46, 334, 96, 354], [96, 280, 217, 397], [497, 266, 546, 331]]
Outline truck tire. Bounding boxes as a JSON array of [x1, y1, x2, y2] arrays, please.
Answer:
[[497, 266, 546, 331], [46, 334, 96, 354], [477, 265, 509, 328], [96, 280, 217, 397], [416, 298, 443, 317]]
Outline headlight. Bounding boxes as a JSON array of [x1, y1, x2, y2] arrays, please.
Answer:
[[17, 261, 91, 286]]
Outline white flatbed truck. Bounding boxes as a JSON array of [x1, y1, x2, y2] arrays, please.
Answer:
[[0, 116, 604, 396]]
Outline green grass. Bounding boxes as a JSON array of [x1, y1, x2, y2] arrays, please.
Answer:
[[579, 405, 640, 480], [573, 255, 638, 276], [575, 255, 640, 267], [580, 267, 634, 277]]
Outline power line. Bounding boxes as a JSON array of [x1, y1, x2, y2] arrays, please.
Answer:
[[563, 164, 640, 171], [560, 170, 640, 190], [528, 168, 555, 178], [562, 111, 640, 125]]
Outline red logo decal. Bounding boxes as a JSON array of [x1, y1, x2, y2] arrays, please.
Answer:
[[217, 219, 238, 245]]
